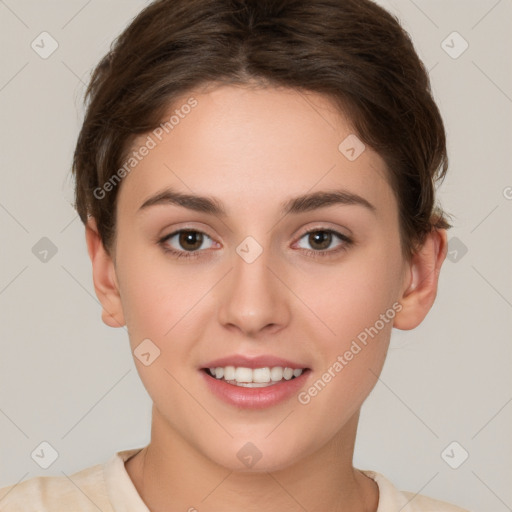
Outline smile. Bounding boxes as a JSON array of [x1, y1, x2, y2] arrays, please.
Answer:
[[200, 366, 312, 409], [205, 366, 306, 387]]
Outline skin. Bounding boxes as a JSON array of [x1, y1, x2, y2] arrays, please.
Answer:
[[85, 84, 447, 511]]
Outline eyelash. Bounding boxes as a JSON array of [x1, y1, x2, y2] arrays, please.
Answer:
[[158, 228, 353, 261]]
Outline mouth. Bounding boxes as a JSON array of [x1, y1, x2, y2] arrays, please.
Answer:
[[201, 366, 311, 388], [199, 355, 312, 408]]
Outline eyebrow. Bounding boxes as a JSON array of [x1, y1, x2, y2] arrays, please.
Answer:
[[138, 187, 376, 217]]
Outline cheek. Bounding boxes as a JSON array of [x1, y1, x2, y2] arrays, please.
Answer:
[[295, 241, 401, 408], [298, 283, 395, 428], [115, 254, 204, 408], [297, 334, 388, 439], [115, 240, 208, 340], [301, 244, 402, 344]]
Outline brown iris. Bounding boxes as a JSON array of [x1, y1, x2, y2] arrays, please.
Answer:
[[179, 231, 204, 251], [308, 231, 332, 250]]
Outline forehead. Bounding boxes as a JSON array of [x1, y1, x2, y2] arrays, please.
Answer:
[[117, 84, 394, 217]]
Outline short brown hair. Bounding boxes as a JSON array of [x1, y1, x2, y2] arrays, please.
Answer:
[[72, 0, 451, 260]]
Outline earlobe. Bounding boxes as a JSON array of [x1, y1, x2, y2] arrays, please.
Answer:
[[85, 218, 126, 328], [393, 229, 448, 330]]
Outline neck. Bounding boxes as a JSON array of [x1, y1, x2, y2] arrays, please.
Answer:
[[125, 407, 378, 512]]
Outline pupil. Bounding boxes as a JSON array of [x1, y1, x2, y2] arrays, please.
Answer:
[[310, 231, 331, 250], [180, 231, 202, 251]]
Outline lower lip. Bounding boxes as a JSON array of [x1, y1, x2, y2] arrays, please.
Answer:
[[200, 369, 311, 409]]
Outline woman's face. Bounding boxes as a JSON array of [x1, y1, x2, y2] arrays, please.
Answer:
[[110, 84, 410, 471]]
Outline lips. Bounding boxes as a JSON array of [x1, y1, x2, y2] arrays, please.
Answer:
[[201, 354, 309, 370], [200, 366, 311, 409], [199, 353, 312, 409]]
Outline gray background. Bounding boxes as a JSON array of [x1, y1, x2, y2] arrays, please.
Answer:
[[0, 1, 511, 510]]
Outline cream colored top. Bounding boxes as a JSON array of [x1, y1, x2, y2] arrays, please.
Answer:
[[0, 447, 470, 511]]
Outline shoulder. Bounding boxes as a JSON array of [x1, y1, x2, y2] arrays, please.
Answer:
[[0, 462, 112, 512], [361, 470, 472, 512]]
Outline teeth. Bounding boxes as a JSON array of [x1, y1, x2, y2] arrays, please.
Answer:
[[283, 367, 294, 380], [270, 367, 283, 381], [212, 366, 223, 379], [207, 366, 305, 386], [253, 367, 271, 383], [223, 366, 235, 380]]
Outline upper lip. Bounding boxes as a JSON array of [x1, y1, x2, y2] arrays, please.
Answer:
[[202, 354, 309, 370]]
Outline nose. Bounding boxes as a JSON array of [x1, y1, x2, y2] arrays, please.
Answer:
[[217, 243, 291, 337]]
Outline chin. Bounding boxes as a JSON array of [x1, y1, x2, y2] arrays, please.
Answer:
[[202, 436, 309, 473]]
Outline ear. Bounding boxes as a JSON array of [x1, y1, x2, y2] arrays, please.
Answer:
[[85, 217, 125, 328], [393, 228, 448, 330]]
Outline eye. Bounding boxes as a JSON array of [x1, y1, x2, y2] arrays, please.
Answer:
[[295, 228, 352, 257], [158, 227, 352, 261], [159, 229, 216, 259]]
